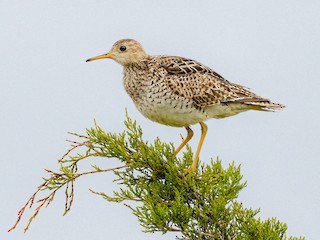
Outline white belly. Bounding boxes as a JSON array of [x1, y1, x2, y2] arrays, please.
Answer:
[[134, 100, 207, 127], [134, 98, 251, 127]]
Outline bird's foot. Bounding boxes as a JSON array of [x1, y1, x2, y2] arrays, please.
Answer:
[[183, 166, 197, 175]]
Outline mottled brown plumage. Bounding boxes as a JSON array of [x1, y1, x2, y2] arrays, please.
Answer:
[[86, 39, 285, 171]]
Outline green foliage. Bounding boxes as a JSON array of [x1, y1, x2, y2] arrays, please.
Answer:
[[10, 113, 304, 239]]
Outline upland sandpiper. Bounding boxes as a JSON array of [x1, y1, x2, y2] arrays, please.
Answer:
[[86, 39, 285, 171]]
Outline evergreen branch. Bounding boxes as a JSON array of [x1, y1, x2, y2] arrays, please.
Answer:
[[9, 113, 305, 239]]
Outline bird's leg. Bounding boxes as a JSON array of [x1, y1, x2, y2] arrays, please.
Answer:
[[190, 122, 208, 171], [174, 126, 194, 156]]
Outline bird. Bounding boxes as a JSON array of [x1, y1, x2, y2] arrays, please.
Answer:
[[86, 39, 285, 171]]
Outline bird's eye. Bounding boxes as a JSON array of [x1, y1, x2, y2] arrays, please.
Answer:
[[120, 46, 126, 52]]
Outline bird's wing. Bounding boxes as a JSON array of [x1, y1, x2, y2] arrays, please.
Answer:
[[150, 56, 267, 108]]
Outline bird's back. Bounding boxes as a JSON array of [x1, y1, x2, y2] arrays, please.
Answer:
[[122, 55, 284, 126]]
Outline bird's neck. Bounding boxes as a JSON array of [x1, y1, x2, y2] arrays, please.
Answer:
[[123, 58, 149, 69], [122, 62, 149, 103]]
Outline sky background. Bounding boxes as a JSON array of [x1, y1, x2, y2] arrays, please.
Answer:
[[1, 0, 319, 239]]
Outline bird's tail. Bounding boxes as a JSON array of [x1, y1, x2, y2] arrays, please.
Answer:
[[244, 101, 285, 112]]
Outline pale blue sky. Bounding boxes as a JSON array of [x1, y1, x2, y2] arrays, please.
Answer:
[[1, 1, 319, 239]]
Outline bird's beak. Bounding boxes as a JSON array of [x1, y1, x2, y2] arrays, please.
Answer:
[[86, 53, 113, 62]]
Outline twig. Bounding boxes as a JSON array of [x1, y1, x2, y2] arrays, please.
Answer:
[[8, 165, 128, 232]]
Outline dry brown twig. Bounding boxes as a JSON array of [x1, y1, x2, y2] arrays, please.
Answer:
[[8, 135, 127, 233]]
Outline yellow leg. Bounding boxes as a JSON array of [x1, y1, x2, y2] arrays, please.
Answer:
[[190, 122, 208, 171], [174, 126, 194, 156]]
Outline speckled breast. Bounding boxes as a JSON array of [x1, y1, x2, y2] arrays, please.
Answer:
[[123, 65, 207, 127]]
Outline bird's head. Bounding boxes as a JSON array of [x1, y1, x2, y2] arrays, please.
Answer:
[[86, 39, 148, 66]]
